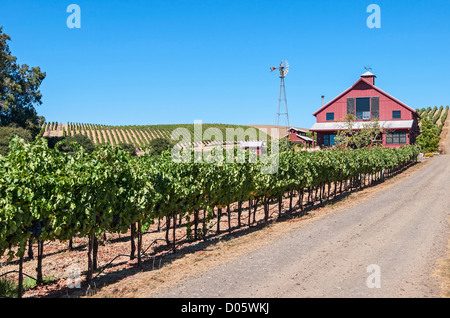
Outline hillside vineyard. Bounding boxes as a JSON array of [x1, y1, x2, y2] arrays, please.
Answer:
[[40, 123, 272, 152]]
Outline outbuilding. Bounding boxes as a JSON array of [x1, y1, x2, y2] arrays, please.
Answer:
[[284, 127, 313, 147]]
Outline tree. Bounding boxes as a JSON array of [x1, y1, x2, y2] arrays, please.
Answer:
[[148, 138, 171, 156], [334, 114, 383, 149], [0, 126, 32, 155], [0, 27, 46, 138], [416, 115, 440, 152]]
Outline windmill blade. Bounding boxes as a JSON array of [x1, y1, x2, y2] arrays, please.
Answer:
[[270, 60, 290, 77], [281, 60, 289, 76]]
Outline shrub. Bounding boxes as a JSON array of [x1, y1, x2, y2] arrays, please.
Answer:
[[417, 116, 440, 152], [57, 134, 96, 154], [148, 138, 171, 156], [118, 143, 137, 156]]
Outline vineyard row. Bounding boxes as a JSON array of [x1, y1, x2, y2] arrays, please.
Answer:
[[0, 137, 420, 297]]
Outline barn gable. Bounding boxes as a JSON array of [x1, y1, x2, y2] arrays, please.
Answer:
[[313, 75, 419, 122]]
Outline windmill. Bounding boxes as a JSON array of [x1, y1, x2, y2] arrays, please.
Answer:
[[270, 60, 290, 146]]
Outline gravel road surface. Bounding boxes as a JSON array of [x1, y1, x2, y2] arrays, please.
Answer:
[[154, 153, 450, 298]]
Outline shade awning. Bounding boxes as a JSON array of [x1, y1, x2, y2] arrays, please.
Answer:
[[297, 134, 313, 141], [310, 120, 414, 131]]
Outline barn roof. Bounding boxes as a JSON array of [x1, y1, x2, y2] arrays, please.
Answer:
[[361, 71, 376, 77], [283, 133, 314, 141], [298, 135, 313, 141], [288, 127, 308, 134], [240, 141, 266, 148]]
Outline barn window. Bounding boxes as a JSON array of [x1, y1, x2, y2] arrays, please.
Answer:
[[392, 110, 401, 119], [355, 97, 371, 120], [326, 112, 334, 121], [386, 132, 406, 144]]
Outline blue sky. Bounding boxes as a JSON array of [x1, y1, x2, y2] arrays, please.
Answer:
[[1, 0, 450, 129]]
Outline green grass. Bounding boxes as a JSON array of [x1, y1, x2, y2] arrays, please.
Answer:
[[0, 276, 57, 298], [0, 277, 18, 298]]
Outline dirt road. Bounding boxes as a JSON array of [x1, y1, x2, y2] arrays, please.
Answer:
[[153, 157, 450, 298]]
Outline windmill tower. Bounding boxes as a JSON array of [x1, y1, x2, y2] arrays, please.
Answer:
[[270, 60, 290, 144]]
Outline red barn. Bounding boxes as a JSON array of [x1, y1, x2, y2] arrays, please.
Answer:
[[284, 127, 313, 147], [310, 72, 420, 148]]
